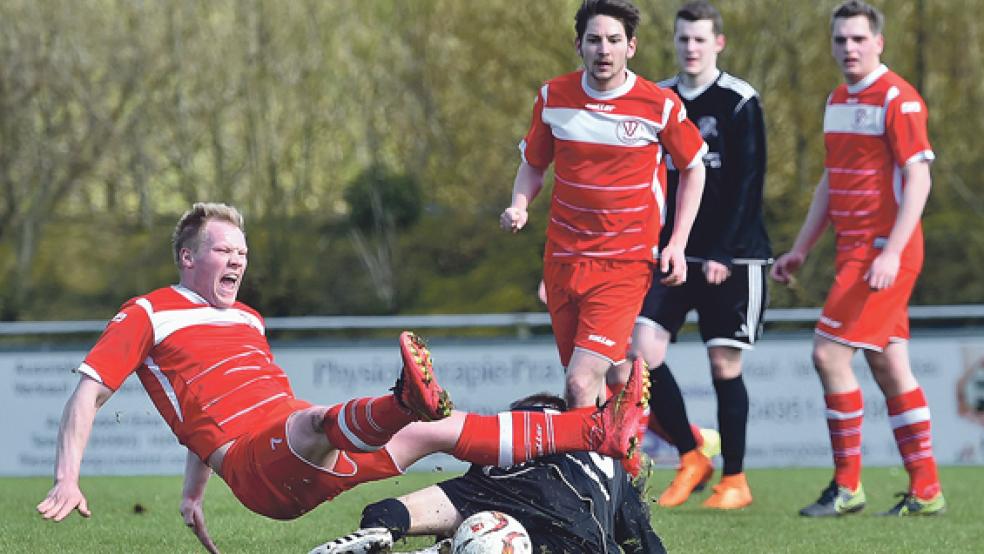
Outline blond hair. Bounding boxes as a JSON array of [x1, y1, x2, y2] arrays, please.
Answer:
[[172, 202, 245, 266]]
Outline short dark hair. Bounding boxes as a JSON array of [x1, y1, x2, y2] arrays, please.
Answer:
[[676, 1, 724, 36], [510, 393, 568, 412], [831, 0, 884, 35], [574, 0, 642, 41]]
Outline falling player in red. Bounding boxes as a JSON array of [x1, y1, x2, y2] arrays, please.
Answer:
[[500, 0, 706, 413], [772, 0, 945, 517], [36, 202, 650, 553]]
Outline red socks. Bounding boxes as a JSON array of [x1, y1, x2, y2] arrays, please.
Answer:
[[451, 407, 597, 466], [323, 395, 413, 452], [825, 389, 863, 491], [887, 387, 941, 499]]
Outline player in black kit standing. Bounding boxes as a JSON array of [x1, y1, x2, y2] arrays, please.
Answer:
[[630, 0, 772, 510]]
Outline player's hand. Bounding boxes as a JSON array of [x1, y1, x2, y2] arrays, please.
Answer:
[[770, 252, 804, 285], [659, 243, 687, 286], [181, 496, 220, 554], [499, 206, 528, 233], [37, 480, 91, 521], [703, 260, 730, 285], [864, 251, 900, 290]]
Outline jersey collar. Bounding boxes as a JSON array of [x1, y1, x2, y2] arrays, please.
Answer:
[[846, 64, 888, 95], [676, 69, 721, 101], [581, 69, 637, 100]]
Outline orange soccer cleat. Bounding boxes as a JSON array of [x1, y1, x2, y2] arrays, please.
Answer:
[[657, 449, 714, 507], [703, 472, 753, 510], [394, 331, 453, 421]]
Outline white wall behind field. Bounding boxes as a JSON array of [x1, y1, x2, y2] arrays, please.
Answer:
[[4, 333, 984, 476]]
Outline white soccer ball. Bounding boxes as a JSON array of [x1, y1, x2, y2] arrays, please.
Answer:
[[451, 510, 533, 554]]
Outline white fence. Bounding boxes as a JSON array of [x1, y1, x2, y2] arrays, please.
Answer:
[[3, 307, 984, 476]]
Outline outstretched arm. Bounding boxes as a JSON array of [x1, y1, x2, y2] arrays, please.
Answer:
[[37, 376, 113, 521], [181, 450, 220, 553]]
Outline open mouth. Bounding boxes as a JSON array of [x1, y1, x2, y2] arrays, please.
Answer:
[[219, 273, 240, 291]]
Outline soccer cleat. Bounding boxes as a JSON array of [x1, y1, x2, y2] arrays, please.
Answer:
[[703, 472, 753, 510], [394, 331, 453, 421], [878, 491, 946, 516], [595, 358, 651, 459], [798, 480, 866, 517], [657, 449, 714, 507], [308, 527, 393, 554]]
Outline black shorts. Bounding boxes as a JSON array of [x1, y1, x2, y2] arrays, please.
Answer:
[[437, 466, 598, 554], [639, 262, 768, 348]]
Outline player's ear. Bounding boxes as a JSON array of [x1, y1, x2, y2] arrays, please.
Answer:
[[179, 247, 195, 269], [626, 35, 637, 59]]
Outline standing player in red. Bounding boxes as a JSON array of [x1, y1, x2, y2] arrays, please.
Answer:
[[35, 202, 649, 552], [500, 0, 707, 414], [772, 0, 945, 517]]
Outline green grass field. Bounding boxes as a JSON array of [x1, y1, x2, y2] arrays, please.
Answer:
[[5, 466, 982, 553]]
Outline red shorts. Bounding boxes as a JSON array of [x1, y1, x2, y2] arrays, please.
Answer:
[[543, 259, 653, 367], [221, 398, 403, 520], [815, 260, 919, 351]]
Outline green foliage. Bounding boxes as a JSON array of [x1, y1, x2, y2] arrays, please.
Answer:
[[5, 466, 982, 553], [345, 166, 423, 232], [0, 0, 981, 319]]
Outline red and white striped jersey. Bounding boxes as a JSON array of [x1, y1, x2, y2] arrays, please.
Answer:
[[521, 70, 706, 262], [78, 285, 295, 460], [823, 64, 933, 269]]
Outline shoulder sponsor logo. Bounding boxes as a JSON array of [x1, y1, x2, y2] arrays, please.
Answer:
[[588, 334, 616, 347], [585, 102, 615, 112], [900, 101, 921, 114], [819, 315, 842, 329], [110, 312, 127, 324], [270, 437, 283, 450], [697, 116, 718, 138], [615, 119, 645, 145]]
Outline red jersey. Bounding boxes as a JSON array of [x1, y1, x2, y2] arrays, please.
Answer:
[[521, 70, 707, 262], [78, 285, 295, 460], [823, 65, 933, 269]]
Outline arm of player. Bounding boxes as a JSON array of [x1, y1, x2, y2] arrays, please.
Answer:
[[707, 97, 768, 284], [500, 161, 545, 233], [181, 450, 220, 554], [864, 160, 931, 290], [661, 160, 706, 286], [771, 171, 831, 284], [37, 376, 113, 521]]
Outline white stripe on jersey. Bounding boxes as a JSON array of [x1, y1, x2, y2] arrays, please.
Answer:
[[148, 306, 266, 345], [217, 392, 289, 427], [549, 217, 642, 237], [555, 174, 651, 191], [146, 357, 184, 422], [542, 107, 664, 148], [824, 104, 886, 136]]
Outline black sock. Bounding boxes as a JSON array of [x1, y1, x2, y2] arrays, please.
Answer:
[[360, 498, 411, 541], [714, 375, 749, 476], [649, 362, 698, 454]]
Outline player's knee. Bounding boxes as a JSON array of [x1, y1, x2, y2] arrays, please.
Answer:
[[360, 497, 410, 540]]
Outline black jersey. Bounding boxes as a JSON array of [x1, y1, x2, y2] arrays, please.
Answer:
[[438, 451, 665, 554], [660, 71, 772, 266]]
